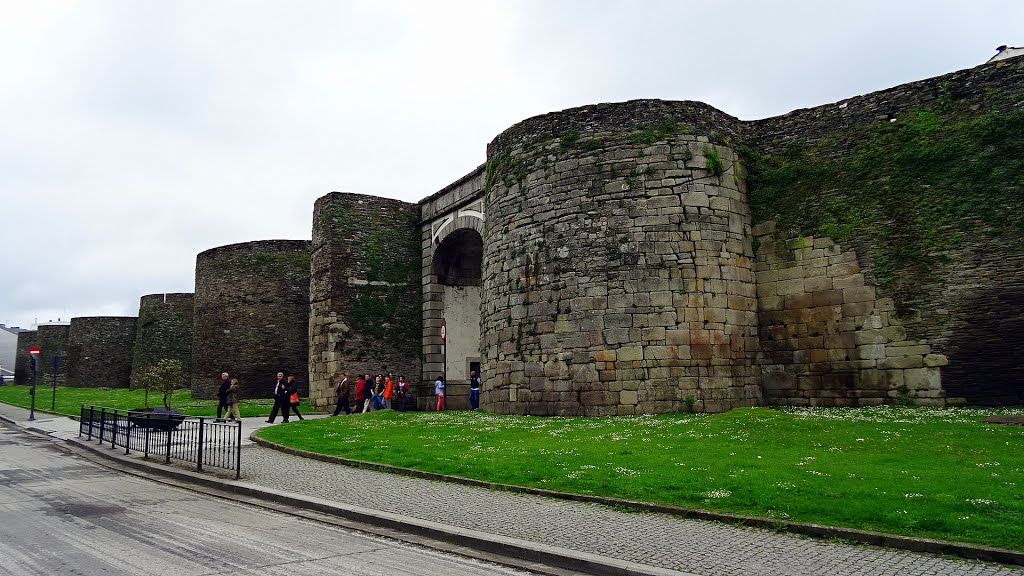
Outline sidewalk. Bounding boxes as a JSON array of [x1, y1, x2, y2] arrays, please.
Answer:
[[1, 402, 1021, 576]]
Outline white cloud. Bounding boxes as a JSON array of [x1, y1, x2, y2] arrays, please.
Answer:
[[1, 0, 1021, 328]]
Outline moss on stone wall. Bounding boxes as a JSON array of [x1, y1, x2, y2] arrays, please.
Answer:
[[744, 105, 1024, 311]]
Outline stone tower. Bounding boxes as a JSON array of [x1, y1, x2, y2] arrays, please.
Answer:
[[479, 100, 763, 415], [192, 240, 311, 399]]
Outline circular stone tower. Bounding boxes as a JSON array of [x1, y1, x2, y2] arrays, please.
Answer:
[[132, 293, 194, 386], [66, 316, 138, 388], [480, 100, 763, 415], [308, 192, 421, 411], [192, 240, 311, 399]]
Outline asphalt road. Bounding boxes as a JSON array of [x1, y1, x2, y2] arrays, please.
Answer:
[[0, 423, 535, 576]]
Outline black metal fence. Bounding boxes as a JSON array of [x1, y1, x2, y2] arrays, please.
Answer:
[[78, 405, 242, 479]]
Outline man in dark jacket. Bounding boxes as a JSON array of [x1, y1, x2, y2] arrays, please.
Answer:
[[266, 372, 288, 423], [332, 372, 351, 416], [216, 372, 231, 421]]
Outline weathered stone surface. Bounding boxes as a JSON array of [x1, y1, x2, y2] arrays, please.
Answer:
[[132, 293, 193, 387], [67, 316, 137, 388], [192, 240, 311, 400], [310, 193, 423, 411]]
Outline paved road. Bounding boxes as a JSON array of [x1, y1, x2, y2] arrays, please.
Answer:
[[2, 402, 1022, 576], [0, 423, 535, 576]]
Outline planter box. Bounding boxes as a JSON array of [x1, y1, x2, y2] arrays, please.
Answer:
[[127, 411, 186, 431]]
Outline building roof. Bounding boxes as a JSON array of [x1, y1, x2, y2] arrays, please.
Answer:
[[987, 45, 1024, 63]]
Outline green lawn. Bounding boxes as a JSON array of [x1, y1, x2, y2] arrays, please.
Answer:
[[257, 406, 1024, 551], [0, 385, 291, 418]]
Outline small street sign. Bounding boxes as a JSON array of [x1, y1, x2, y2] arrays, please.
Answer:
[[440, 323, 446, 341], [28, 346, 41, 356]]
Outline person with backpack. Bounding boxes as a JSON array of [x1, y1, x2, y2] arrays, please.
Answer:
[[434, 374, 445, 411]]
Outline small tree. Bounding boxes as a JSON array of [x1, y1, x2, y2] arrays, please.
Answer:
[[130, 359, 185, 410]]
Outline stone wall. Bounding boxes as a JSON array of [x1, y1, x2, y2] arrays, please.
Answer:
[[308, 193, 421, 411], [14, 330, 37, 385], [36, 324, 70, 386], [132, 293, 194, 386], [192, 240, 310, 399], [744, 57, 1024, 406], [754, 224, 946, 406], [66, 316, 137, 388], [480, 100, 762, 415]]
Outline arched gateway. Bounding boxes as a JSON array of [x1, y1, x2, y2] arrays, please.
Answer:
[[420, 174, 485, 410]]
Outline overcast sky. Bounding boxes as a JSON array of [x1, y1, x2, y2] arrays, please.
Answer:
[[1, 0, 1020, 329]]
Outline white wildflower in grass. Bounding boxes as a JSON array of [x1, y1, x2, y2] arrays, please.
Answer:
[[579, 464, 597, 470], [775, 482, 796, 490], [806, 470, 830, 476], [614, 467, 640, 477], [976, 462, 1001, 468], [704, 489, 731, 499], [959, 516, 971, 520], [904, 493, 923, 498], [967, 499, 995, 506]]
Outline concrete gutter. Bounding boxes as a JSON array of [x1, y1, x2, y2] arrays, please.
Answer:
[[251, 434, 1024, 567]]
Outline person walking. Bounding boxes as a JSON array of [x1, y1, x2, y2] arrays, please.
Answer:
[[383, 374, 394, 410], [332, 372, 351, 416], [469, 370, 480, 410], [434, 374, 445, 411], [216, 372, 231, 421], [266, 372, 288, 423], [224, 378, 241, 421], [285, 374, 304, 421]]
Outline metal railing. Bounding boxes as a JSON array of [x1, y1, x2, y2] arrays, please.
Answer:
[[78, 405, 242, 479]]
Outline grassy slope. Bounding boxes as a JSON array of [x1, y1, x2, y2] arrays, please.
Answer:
[[257, 407, 1024, 550]]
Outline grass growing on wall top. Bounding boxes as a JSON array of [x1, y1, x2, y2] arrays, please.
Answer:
[[744, 106, 1024, 309], [257, 406, 1024, 551]]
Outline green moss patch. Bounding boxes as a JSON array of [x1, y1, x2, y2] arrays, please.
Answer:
[[744, 107, 1024, 309]]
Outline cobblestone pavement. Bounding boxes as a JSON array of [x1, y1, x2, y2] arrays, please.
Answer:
[[242, 445, 1023, 576]]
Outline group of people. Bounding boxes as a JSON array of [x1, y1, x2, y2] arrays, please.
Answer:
[[331, 372, 410, 415], [214, 368, 483, 421], [333, 370, 481, 414], [214, 370, 305, 423]]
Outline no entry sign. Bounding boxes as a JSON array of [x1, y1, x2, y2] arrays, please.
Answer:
[[28, 346, 41, 356]]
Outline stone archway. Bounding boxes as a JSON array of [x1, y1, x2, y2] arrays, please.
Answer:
[[430, 228, 483, 408]]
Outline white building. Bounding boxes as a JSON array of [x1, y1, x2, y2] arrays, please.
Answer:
[[988, 45, 1024, 63], [0, 324, 26, 381]]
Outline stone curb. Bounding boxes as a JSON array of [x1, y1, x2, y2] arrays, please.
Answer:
[[56, 433, 690, 576], [251, 434, 1024, 567]]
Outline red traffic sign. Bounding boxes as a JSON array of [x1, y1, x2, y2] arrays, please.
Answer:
[[440, 323, 446, 341], [28, 346, 41, 356]]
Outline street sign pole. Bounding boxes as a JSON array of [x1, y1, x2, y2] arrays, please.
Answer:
[[440, 321, 447, 410], [441, 321, 447, 376], [28, 351, 40, 421], [51, 356, 60, 410]]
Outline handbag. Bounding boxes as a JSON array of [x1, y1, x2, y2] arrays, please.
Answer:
[[289, 392, 300, 405]]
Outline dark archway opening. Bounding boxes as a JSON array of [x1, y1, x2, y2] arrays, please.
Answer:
[[433, 228, 483, 287]]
